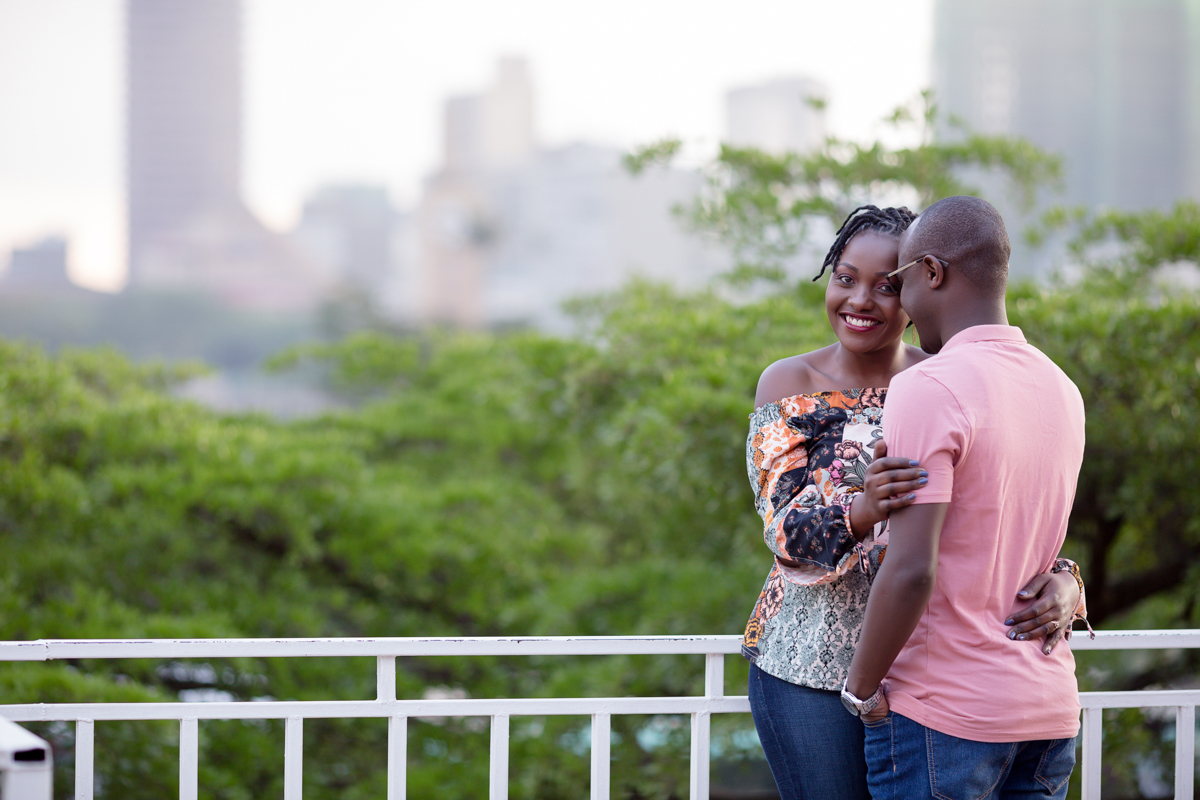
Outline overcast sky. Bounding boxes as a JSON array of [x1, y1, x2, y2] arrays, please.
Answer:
[[0, 0, 932, 290]]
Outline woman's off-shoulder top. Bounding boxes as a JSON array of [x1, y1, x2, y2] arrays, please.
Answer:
[[741, 389, 889, 690]]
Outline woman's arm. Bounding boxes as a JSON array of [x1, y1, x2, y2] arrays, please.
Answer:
[[1004, 558, 1090, 655]]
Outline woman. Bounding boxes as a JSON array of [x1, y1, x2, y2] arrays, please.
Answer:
[[742, 206, 1086, 800]]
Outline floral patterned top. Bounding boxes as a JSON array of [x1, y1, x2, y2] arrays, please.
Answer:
[[741, 389, 889, 691]]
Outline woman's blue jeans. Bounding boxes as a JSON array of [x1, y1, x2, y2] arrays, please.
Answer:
[[748, 663, 870, 800]]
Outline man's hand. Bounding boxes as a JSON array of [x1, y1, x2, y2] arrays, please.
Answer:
[[848, 437, 927, 539], [862, 690, 889, 723], [1005, 570, 1080, 655]]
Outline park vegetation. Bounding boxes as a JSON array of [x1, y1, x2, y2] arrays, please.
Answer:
[[2, 97, 1198, 799]]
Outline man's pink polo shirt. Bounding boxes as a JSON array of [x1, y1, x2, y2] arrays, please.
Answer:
[[881, 324, 1085, 742]]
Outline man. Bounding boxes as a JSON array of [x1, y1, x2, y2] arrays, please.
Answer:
[[841, 196, 1084, 799]]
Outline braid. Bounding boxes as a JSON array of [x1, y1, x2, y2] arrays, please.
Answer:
[[812, 204, 918, 281]]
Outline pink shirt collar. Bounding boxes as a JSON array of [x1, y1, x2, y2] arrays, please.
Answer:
[[939, 324, 1026, 354]]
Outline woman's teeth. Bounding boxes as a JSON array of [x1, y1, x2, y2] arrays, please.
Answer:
[[843, 315, 881, 329]]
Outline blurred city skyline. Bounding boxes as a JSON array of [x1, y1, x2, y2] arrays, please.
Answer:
[[0, 0, 934, 292]]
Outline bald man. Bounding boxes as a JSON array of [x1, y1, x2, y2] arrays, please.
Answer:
[[840, 196, 1084, 799]]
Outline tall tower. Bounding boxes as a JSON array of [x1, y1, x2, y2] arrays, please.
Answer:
[[725, 77, 828, 156], [126, 0, 243, 284], [933, 0, 1200, 212]]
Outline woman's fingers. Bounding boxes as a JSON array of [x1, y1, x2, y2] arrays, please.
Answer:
[[1007, 599, 1055, 627], [878, 476, 926, 497], [1016, 572, 1052, 600], [869, 458, 921, 474], [1042, 626, 1067, 655], [1009, 617, 1060, 642], [884, 493, 917, 510]]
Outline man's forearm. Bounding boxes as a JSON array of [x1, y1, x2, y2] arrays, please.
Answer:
[[845, 563, 935, 697], [844, 502, 948, 699]]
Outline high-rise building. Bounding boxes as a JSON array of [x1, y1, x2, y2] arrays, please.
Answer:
[[933, 0, 1200, 212], [725, 77, 829, 156], [417, 59, 725, 330], [126, 0, 242, 282], [125, 0, 326, 309], [2, 237, 74, 292]]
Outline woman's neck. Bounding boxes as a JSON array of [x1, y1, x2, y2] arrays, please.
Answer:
[[831, 341, 912, 388]]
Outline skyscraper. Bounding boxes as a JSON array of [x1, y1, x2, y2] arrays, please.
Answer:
[[124, 0, 324, 308], [126, 0, 242, 282], [933, 0, 1200, 212], [725, 77, 829, 156]]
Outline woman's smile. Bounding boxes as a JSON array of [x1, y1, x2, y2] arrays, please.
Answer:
[[839, 313, 883, 332]]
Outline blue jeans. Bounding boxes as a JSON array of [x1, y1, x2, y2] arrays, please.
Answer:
[[863, 711, 1076, 800], [748, 663, 870, 800]]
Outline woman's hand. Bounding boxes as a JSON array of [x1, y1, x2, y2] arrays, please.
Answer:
[[1005, 571, 1080, 655], [848, 437, 927, 539]]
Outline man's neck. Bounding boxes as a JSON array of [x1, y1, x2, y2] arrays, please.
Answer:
[[934, 299, 1009, 349]]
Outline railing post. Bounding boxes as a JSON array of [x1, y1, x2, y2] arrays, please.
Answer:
[[75, 719, 93, 800], [690, 711, 710, 800], [489, 714, 509, 800], [1176, 705, 1195, 800], [689, 652, 721, 800], [590, 713, 610, 800], [179, 718, 198, 800], [377, 656, 396, 702], [388, 715, 407, 800], [1080, 707, 1102, 800], [704, 653, 724, 700], [285, 717, 303, 800]]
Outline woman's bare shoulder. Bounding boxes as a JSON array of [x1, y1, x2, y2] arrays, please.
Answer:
[[754, 347, 837, 409], [903, 343, 933, 369]]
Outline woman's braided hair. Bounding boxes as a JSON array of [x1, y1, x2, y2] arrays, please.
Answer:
[[812, 204, 918, 282]]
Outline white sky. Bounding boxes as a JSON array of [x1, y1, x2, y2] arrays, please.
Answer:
[[0, 0, 932, 291]]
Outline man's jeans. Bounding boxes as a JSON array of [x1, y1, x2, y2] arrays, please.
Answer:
[[863, 711, 1075, 799]]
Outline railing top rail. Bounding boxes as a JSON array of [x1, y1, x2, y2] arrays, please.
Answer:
[[0, 635, 748, 661], [0, 629, 1193, 661]]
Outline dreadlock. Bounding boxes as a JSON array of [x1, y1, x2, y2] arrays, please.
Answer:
[[812, 204, 918, 282]]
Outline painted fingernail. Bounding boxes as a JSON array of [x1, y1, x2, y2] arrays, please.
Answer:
[[1017, 634, 1027, 640], [1018, 590, 1030, 596], [907, 494, 917, 500], [919, 470, 928, 477], [909, 460, 919, 466], [918, 477, 928, 485], [1008, 630, 1017, 639], [1004, 618, 1014, 626], [1044, 647, 1052, 655]]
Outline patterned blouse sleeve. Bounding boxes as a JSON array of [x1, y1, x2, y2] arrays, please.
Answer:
[[746, 401, 865, 585]]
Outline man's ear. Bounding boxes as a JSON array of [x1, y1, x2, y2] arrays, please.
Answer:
[[925, 256, 945, 290]]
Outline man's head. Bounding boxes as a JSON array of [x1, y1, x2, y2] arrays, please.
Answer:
[[893, 196, 1011, 352]]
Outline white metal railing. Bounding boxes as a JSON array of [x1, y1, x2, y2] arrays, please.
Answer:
[[0, 631, 1197, 800]]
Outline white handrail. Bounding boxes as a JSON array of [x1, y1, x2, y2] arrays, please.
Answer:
[[0, 631, 1196, 800]]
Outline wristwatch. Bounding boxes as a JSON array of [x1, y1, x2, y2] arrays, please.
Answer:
[[840, 680, 885, 718]]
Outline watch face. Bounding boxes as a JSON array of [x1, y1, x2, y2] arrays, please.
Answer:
[[840, 693, 860, 716]]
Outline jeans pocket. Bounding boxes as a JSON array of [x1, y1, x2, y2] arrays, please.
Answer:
[[862, 711, 892, 729], [927, 727, 1015, 800], [1034, 737, 1076, 795]]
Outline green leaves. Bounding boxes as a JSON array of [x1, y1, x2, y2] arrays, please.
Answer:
[[679, 93, 1062, 271]]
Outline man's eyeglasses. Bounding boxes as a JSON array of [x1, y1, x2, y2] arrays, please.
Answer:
[[887, 255, 949, 284]]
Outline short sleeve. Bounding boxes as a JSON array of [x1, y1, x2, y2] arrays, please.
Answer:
[[881, 370, 970, 504]]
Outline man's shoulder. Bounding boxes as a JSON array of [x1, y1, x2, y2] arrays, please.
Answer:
[[889, 359, 956, 400]]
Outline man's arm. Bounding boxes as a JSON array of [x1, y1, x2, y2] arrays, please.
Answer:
[[844, 502, 949, 701]]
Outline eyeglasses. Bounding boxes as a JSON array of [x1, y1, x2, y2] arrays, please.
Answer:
[[887, 255, 949, 283]]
